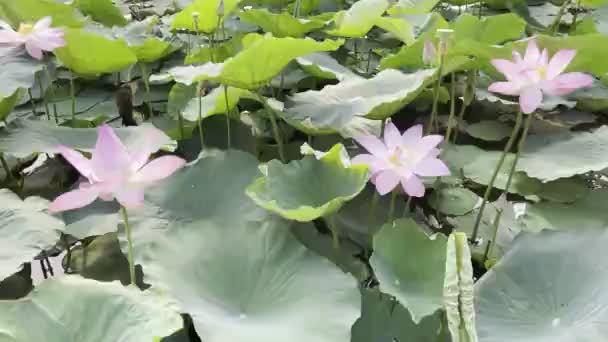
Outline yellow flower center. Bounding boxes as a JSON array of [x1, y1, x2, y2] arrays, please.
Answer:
[[17, 23, 34, 35], [388, 147, 408, 166], [535, 65, 546, 79]]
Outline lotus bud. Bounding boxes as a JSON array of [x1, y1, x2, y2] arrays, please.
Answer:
[[217, 0, 225, 17], [436, 29, 454, 57], [422, 39, 437, 66]]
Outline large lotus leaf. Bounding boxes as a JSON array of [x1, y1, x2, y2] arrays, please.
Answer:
[[326, 0, 390, 37], [55, 29, 137, 75], [73, 0, 127, 27], [283, 68, 436, 132], [0, 49, 45, 98], [444, 233, 478, 342], [185, 33, 244, 64], [515, 126, 608, 181], [182, 86, 252, 121], [371, 218, 448, 323], [464, 120, 512, 142], [443, 144, 542, 196], [0, 276, 182, 341], [218, 35, 343, 89], [452, 13, 525, 45], [374, 16, 415, 43], [0, 190, 63, 282], [519, 190, 608, 232], [429, 186, 480, 216], [0, 119, 174, 156], [246, 144, 368, 222], [0, 0, 84, 28], [171, 0, 240, 33], [131, 38, 175, 63], [237, 9, 326, 37], [476, 228, 608, 342], [62, 199, 120, 239], [296, 52, 360, 81], [533, 176, 589, 204], [351, 289, 447, 342], [122, 150, 360, 342]]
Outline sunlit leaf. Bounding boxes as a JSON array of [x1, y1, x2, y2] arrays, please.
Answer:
[[55, 28, 137, 75], [374, 16, 415, 43], [247, 144, 368, 221], [0, 0, 83, 28], [182, 86, 252, 121], [73, 0, 127, 27], [171, 0, 240, 33], [237, 9, 326, 37], [296, 52, 360, 81], [326, 0, 390, 37], [131, 38, 174, 63], [429, 187, 479, 216]]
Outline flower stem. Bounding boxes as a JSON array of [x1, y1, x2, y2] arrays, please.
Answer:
[[27, 88, 36, 116], [470, 110, 523, 243], [223, 85, 232, 149], [483, 207, 503, 264], [549, 0, 571, 34], [426, 59, 444, 134], [402, 196, 412, 217], [120, 206, 136, 286], [444, 72, 457, 145], [268, 109, 285, 162], [327, 214, 340, 251], [43, 66, 59, 124], [36, 73, 50, 120], [368, 191, 379, 226], [70, 73, 76, 122], [197, 82, 205, 149], [504, 112, 534, 194], [388, 191, 397, 222], [177, 111, 185, 141]]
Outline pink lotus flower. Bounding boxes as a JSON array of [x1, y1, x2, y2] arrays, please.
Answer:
[[49, 124, 186, 213], [488, 38, 594, 114], [423, 39, 436, 66], [0, 17, 66, 60], [352, 122, 450, 197]]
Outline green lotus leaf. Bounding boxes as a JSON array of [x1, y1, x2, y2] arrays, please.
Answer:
[[476, 228, 608, 342], [73, 0, 127, 27], [374, 16, 415, 43], [534, 176, 590, 204], [0, 49, 45, 98], [171, 0, 240, 33], [296, 52, 360, 81], [237, 9, 326, 37], [0, 0, 84, 28], [0, 119, 174, 156], [185, 33, 244, 64], [444, 232, 478, 342], [326, 0, 390, 37], [218, 35, 344, 89], [131, 38, 175, 63], [371, 218, 447, 323], [0, 189, 63, 282], [429, 186, 480, 216], [182, 86, 252, 121], [121, 150, 360, 342], [55, 28, 137, 75], [464, 120, 512, 141], [519, 189, 608, 232], [0, 276, 182, 341], [246, 144, 368, 221], [283, 68, 436, 133], [352, 289, 448, 342], [443, 144, 542, 196]]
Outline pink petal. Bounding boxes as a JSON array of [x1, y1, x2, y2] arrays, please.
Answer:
[[25, 42, 43, 60], [401, 175, 425, 197], [129, 126, 172, 172], [28, 33, 64, 50], [0, 27, 21, 44], [541, 72, 594, 96], [491, 59, 522, 81], [539, 48, 549, 68], [354, 135, 388, 158], [401, 124, 423, 147], [48, 188, 99, 213], [519, 86, 543, 114], [414, 135, 443, 158], [523, 39, 540, 66], [352, 154, 388, 173], [512, 51, 523, 64], [414, 157, 450, 177], [488, 81, 521, 96], [116, 187, 145, 209], [375, 170, 400, 195], [131, 156, 186, 184], [57, 145, 94, 180], [91, 124, 133, 181], [422, 39, 436, 65], [383, 120, 401, 150], [34, 17, 52, 31], [546, 49, 576, 79]]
